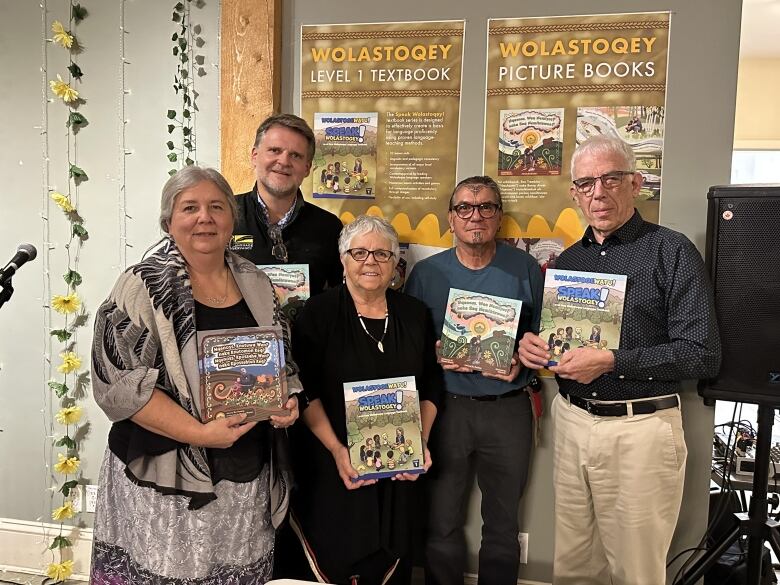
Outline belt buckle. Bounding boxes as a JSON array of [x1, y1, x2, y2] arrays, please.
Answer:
[[585, 400, 596, 415]]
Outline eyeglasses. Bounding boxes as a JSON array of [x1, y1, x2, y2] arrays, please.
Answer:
[[449, 202, 502, 219], [572, 171, 635, 195], [268, 224, 288, 262], [346, 248, 394, 263]]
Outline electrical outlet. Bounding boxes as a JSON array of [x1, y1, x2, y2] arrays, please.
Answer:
[[85, 484, 99, 513], [518, 532, 528, 564], [71, 485, 83, 513]]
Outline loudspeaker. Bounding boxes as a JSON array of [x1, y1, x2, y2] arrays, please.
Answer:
[[699, 185, 780, 404]]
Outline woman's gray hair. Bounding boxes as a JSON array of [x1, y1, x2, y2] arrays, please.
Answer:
[[159, 166, 237, 233], [338, 215, 400, 262], [570, 134, 636, 178]]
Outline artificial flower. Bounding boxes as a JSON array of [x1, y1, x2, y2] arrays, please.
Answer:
[[49, 75, 79, 103], [53, 453, 80, 475], [46, 559, 74, 582], [52, 293, 81, 315], [50, 191, 75, 213], [51, 21, 74, 49], [51, 501, 76, 521], [55, 406, 83, 426], [57, 351, 82, 374]]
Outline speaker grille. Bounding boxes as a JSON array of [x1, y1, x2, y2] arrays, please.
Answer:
[[704, 191, 780, 402]]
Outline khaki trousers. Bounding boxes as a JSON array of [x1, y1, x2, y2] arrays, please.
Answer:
[[552, 392, 687, 585]]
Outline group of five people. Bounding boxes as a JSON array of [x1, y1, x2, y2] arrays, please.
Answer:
[[90, 113, 721, 585]]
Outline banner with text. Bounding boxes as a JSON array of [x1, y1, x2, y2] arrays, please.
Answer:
[[484, 13, 670, 245], [301, 21, 464, 245]]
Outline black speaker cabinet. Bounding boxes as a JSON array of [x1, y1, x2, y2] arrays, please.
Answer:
[[699, 185, 780, 405]]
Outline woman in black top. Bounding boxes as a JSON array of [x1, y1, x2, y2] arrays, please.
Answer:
[[285, 215, 443, 584]]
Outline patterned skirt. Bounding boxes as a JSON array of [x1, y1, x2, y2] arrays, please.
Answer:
[[90, 449, 274, 584]]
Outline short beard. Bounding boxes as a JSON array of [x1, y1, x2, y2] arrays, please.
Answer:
[[471, 231, 484, 243], [260, 178, 297, 200]]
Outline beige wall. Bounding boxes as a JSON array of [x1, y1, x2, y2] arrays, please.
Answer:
[[734, 58, 780, 148]]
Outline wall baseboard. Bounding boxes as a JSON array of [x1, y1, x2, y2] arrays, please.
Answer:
[[0, 518, 552, 584], [0, 518, 92, 581]]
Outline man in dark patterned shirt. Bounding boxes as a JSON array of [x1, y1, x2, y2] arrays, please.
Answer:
[[519, 135, 720, 585]]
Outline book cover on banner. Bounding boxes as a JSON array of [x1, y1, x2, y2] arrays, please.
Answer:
[[312, 112, 378, 200], [498, 108, 564, 177], [199, 327, 289, 423], [439, 288, 523, 375], [343, 376, 425, 481], [542, 269, 628, 367], [256, 264, 310, 321]]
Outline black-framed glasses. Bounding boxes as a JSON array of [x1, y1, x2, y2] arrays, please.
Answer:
[[346, 248, 394, 263], [268, 224, 288, 262], [450, 202, 502, 219], [572, 171, 635, 195]]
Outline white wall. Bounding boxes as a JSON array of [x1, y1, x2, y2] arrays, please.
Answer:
[[0, 0, 222, 539], [0, 1, 742, 582]]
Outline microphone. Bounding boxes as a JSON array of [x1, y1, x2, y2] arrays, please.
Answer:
[[0, 244, 38, 286]]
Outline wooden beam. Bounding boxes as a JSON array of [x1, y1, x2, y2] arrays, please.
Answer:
[[220, 0, 282, 193]]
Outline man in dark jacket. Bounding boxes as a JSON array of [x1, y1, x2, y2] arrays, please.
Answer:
[[231, 113, 343, 296]]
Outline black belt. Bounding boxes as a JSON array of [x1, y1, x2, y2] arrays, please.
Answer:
[[449, 386, 526, 402], [559, 390, 678, 417]]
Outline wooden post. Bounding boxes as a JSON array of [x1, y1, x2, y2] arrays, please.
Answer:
[[220, 0, 282, 193]]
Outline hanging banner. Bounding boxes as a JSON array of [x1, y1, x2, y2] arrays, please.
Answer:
[[484, 13, 670, 245], [301, 21, 465, 246]]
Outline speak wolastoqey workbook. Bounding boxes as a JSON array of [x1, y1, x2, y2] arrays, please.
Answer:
[[439, 288, 523, 376], [542, 269, 628, 367], [343, 376, 425, 481], [199, 327, 289, 423], [256, 264, 310, 321]]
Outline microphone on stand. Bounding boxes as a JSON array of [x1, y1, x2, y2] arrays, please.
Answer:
[[0, 243, 38, 286]]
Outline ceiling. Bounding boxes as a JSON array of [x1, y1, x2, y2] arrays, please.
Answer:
[[741, 0, 780, 57]]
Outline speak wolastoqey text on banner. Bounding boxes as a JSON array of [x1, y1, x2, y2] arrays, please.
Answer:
[[301, 21, 465, 247], [485, 12, 670, 246]]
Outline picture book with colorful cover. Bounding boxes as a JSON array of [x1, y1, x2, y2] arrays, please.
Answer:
[[439, 288, 523, 375], [198, 327, 289, 423], [498, 108, 564, 177], [312, 112, 378, 200], [256, 264, 310, 320], [542, 269, 628, 367], [343, 375, 425, 481]]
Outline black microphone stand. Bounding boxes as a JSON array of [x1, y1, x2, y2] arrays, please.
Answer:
[[0, 276, 14, 309], [680, 404, 780, 585]]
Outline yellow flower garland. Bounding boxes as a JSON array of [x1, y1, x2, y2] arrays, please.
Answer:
[[52, 293, 81, 315], [53, 453, 80, 475], [46, 560, 74, 581], [49, 74, 79, 103], [51, 21, 74, 49], [55, 406, 83, 425], [50, 191, 76, 213], [57, 351, 81, 374], [51, 501, 76, 521]]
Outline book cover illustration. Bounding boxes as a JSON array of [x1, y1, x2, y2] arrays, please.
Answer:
[[344, 376, 425, 481], [257, 264, 309, 321], [498, 108, 564, 177], [199, 327, 289, 423], [576, 106, 664, 201], [542, 269, 628, 367], [439, 288, 523, 375], [312, 112, 378, 200]]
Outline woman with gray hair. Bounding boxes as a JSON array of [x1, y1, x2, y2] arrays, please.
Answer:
[[90, 165, 300, 584], [277, 215, 443, 584]]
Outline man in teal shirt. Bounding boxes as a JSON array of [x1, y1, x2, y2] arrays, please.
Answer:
[[406, 175, 543, 585]]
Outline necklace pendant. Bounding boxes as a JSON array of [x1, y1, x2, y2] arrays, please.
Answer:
[[377, 341, 384, 353]]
